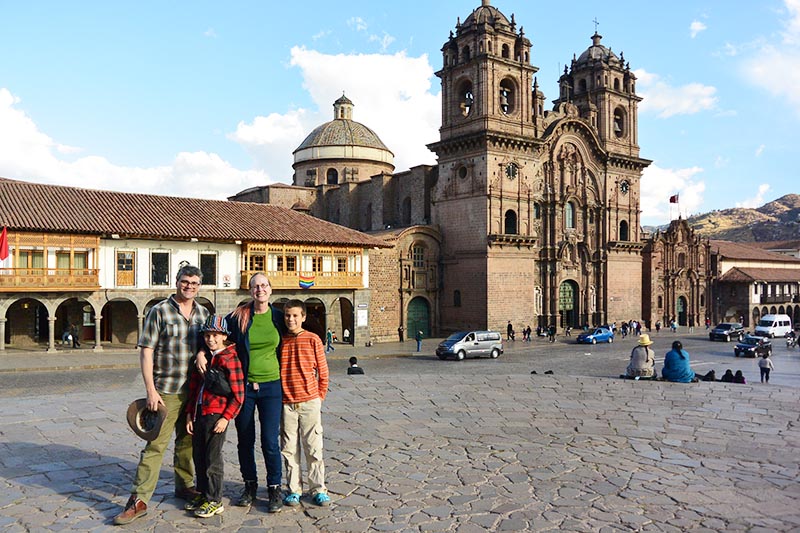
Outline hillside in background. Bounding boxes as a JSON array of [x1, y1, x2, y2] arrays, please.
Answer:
[[646, 194, 800, 242]]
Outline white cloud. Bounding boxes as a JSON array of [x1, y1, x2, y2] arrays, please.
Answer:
[[204, 28, 217, 38], [714, 155, 729, 168], [347, 17, 367, 32], [735, 183, 771, 208], [740, 0, 800, 115], [0, 87, 266, 199], [635, 69, 717, 118], [690, 20, 707, 38], [369, 32, 396, 52], [755, 144, 765, 157], [230, 47, 440, 181], [312, 30, 331, 41], [640, 163, 706, 224]]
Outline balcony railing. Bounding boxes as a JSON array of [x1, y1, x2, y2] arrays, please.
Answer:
[[0, 268, 100, 292], [240, 270, 364, 290], [758, 294, 800, 304]]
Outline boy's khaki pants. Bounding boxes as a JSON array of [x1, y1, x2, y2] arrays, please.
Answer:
[[281, 398, 326, 495]]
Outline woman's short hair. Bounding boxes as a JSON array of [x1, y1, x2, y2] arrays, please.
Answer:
[[671, 340, 682, 351]]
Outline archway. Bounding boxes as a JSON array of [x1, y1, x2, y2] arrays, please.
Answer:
[[794, 306, 800, 328], [303, 298, 325, 341], [752, 307, 761, 331], [677, 296, 687, 326], [778, 305, 785, 315], [195, 297, 215, 315], [5, 298, 48, 347], [337, 298, 354, 344], [407, 297, 431, 338], [101, 299, 138, 344], [558, 280, 579, 328], [56, 297, 93, 345]]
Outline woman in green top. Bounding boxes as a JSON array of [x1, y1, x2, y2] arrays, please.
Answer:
[[226, 273, 286, 512]]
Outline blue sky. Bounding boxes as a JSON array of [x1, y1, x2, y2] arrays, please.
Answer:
[[1, 0, 797, 226]]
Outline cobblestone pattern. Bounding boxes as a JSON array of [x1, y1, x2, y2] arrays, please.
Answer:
[[1, 374, 799, 531]]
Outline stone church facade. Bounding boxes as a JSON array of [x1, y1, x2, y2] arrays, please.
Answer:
[[231, 0, 711, 341]]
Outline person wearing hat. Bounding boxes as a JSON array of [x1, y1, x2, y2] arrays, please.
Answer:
[[625, 334, 657, 379], [183, 315, 245, 518], [114, 265, 210, 526]]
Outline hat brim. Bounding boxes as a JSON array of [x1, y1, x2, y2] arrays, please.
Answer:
[[638, 341, 653, 346], [126, 398, 168, 441]]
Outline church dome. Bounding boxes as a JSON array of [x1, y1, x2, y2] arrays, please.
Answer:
[[294, 95, 391, 153], [575, 32, 620, 66], [462, 0, 511, 30]]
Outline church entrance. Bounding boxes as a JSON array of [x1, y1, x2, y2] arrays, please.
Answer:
[[407, 297, 430, 338], [677, 296, 687, 326], [558, 280, 579, 329]]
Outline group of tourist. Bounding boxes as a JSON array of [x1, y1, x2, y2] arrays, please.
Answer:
[[114, 268, 331, 526], [623, 334, 775, 384]]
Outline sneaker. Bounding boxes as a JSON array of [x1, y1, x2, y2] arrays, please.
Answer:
[[184, 495, 206, 511], [312, 492, 330, 507], [194, 500, 224, 518], [113, 495, 147, 525], [283, 493, 301, 506], [236, 481, 257, 507], [267, 485, 283, 513]]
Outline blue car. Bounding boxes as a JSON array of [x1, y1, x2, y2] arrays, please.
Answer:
[[577, 327, 615, 344]]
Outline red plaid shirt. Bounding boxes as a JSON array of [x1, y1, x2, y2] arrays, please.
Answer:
[[186, 344, 245, 421]]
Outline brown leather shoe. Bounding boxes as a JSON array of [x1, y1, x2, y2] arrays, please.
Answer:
[[113, 495, 147, 525], [174, 486, 201, 500]]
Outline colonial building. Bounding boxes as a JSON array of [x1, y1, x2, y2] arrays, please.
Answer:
[[710, 240, 800, 328], [0, 178, 387, 351], [643, 218, 713, 329], [231, 0, 654, 338]]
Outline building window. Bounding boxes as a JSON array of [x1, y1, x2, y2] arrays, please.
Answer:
[[336, 257, 347, 272], [117, 251, 135, 286], [678, 253, 686, 269], [499, 80, 514, 115], [200, 253, 217, 286], [504, 209, 518, 234], [458, 81, 474, 117], [613, 107, 626, 138], [501, 43, 509, 58], [286, 256, 297, 271], [249, 254, 265, 272], [565, 202, 575, 229], [311, 256, 323, 272], [700, 294, 705, 307], [658, 296, 663, 309], [454, 290, 462, 307], [534, 203, 541, 219], [326, 168, 338, 184], [151, 251, 170, 286], [412, 245, 424, 268], [619, 220, 629, 241]]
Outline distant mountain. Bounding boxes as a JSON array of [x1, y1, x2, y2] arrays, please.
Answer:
[[645, 194, 800, 242]]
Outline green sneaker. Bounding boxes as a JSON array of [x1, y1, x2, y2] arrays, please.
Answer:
[[194, 500, 224, 518], [184, 494, 206, 511]]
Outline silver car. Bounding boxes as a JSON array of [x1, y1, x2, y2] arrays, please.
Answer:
[[436, 331, 504, 361]]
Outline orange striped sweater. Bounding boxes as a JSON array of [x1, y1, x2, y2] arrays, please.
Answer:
[[280, 330, 329, 403]]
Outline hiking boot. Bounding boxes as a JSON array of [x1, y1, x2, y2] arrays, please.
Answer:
[[184, 494, 206, 511], [113, 495, 147, 525], [174, 486, 201, 501], [194, 500, 224, 518], [267, 485, 283, 513], [236, 481, 257, 507]]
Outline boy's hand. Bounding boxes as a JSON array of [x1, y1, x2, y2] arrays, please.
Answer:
[[186, 418, 194, 436], [213, 418, 229, 433]]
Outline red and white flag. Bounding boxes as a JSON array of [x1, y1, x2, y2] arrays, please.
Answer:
[[669, 194, 679, 204]]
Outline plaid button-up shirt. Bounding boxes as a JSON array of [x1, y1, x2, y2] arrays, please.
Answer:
[[138, 295, 210, 395]]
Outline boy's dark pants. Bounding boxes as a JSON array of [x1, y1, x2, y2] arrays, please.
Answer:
[[193, 413, 228, 502]]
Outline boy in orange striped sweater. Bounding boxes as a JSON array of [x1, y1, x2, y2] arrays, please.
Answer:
[[279, 299, 330, 507]]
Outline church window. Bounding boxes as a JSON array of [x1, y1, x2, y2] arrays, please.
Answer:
[[678, 253, 686, 268], [458, 81, 474, 116], [326, 168, 338, 184], [700, 294, 705, 307], [534, 203, 541, 219], [658, 296, 663, 309], [412, 245, 425, 268], [501, 43, 509, 59], [619, 220, 629, 241], [499, 80, 514, 115], [565, 202, 575, 229], [578, 79, 587, 93], [504, 210, 518, 234], [462, 45, 471, 62], [454, 290, 462, 307], [458, 166, 468, 179], [589, 210, 594, 224], [614, 78, 620, 91], [613, 107, 626, 138]]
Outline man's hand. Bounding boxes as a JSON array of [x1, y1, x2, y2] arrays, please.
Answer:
[[213, 417, 229, 434], [195, 350, 208, 375], [146, 389, 164, 412]]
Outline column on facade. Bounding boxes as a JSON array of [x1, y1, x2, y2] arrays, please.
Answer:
[[47, 316, 57, 353], [0, 318, 5, 351], [93, 315, 103, 352], [137, 314, 145, 342]]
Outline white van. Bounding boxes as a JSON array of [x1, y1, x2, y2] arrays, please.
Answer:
[[435, 331, 503, 360], [754, 314, 793, 338]]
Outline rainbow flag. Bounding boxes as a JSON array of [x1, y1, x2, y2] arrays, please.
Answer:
[[299, 274, 315, 289]]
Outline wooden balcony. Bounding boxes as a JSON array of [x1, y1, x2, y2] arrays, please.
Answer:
[[0, 268, 101, 292], [240, 270, 364, 291]]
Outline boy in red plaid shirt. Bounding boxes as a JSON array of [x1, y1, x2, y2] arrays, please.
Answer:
[[185, 315, 245, 518]]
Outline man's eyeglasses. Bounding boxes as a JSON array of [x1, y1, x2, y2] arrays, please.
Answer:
[[179, 280, 200, 288]]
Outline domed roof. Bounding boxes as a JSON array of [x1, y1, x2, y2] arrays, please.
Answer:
[[462, 0, 511, 30], [576, 32, 620, 66], [294, 95, 391, 153]]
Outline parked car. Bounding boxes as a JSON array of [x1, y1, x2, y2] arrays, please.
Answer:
[[709, 322, 745, 342], [576, 327, 614, 344], [436, 331, 503, 361], [734, 335, 772, 358]]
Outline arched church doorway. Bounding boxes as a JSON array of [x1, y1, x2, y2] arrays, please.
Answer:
[[407, 297, 430, 338], [677, 296, 687, 326], [558, 280, 579, 328]]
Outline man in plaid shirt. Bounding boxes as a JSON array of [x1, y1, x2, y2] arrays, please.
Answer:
[[114, 265, 210, 526]]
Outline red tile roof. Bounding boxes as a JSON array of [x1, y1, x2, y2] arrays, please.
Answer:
[[710, 240, 800, 263], [0, 178, 389, 247], [719, 267, 800, 283], [748, 240, 800, 251]]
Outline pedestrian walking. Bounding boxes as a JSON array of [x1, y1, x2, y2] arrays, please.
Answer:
[[758, 353, 774, 383], [415, 330, 423, 352]]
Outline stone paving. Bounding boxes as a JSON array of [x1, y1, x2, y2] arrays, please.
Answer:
[[1, 368, 800, 532]]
